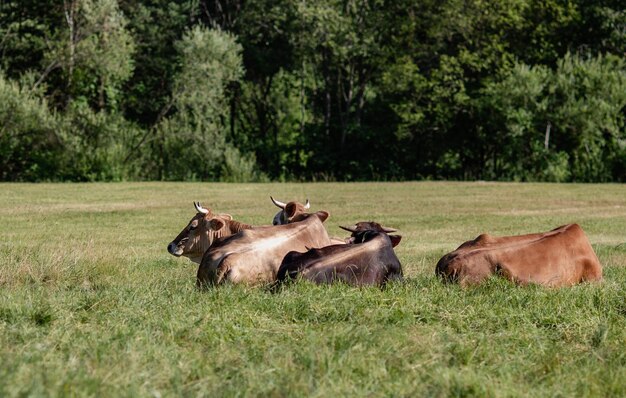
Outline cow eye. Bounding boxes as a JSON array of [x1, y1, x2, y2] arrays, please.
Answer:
[[189, 220, 199, 230]]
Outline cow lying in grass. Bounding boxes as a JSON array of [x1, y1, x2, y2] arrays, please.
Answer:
[[197, 211, 332, 287], [275, 222, 403, 287], [167, 202, 252, 264], [169, 198, 326, 266], [271, 196, 347, 244], [435, 224, 602, 287]]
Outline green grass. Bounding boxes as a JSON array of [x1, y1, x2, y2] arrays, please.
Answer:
[[1, 182, 625, 397]]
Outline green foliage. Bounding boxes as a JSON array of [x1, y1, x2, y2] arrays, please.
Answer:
[[156, 26, 264, 181], [479, 63, 557, 181], [220, 147, 268, 182], [0, 73, 63, 181], [479, 53, 626, 182], [60, 101, 140, 181], [119, 0, 196, 125], [0, 72, 141, 182], [0, 0, 624, 181], [551, 53, 626, 181], [0, 1, 60, 79], [172, 26, 243, 113], [234, 70, 315, 180], [43, 0, 135, 110]]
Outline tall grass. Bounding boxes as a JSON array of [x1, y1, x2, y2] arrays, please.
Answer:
[[1, 182, 625, 396]]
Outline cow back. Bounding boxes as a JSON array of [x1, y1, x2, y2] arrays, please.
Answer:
[[436, 224, 602, 287], [277, 233, 403, 287]]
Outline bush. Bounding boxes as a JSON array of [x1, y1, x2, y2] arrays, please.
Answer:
[[220, 147, 268, 182], [551, 53, 626, 181], [0, 74, 63, 181], [60, 101, 141, 181]]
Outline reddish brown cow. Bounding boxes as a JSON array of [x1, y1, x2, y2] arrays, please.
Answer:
[[197, 211, 332, 287], [435, 224, 602, 287], [167, 202, 252, 264]]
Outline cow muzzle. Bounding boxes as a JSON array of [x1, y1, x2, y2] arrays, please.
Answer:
[[167, 242, 183, 257]]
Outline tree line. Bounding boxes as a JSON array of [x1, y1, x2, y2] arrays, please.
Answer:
[[1, 0, 624, 182]]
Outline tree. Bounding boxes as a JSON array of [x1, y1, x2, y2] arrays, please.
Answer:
[[551, 53, 626, 181], [147, 26, 262, 181], [479, 53, 626, 182], [42, 0, 135, 110]]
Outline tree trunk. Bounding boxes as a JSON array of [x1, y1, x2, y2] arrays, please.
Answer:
[[354, 68, 369, 128], [324, 89, 331, 138], [63, 0, 77, 107]]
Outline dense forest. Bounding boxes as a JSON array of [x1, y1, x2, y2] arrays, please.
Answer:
[[1, 0, 624, 182]]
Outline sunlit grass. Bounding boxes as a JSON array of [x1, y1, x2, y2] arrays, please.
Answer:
[[1, 182, 625, 396]]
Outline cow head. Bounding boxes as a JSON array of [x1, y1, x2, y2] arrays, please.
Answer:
[[167, 202, 233, 264], [270, 196, 311, 225], [340, 222, 402, 247], [435, 252, 464, 283]]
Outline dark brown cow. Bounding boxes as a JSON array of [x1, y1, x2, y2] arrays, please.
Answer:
[[197, 211, 332, 287], [270, 196, 311, 225], [276, 222, 403, 287], [435, 224, 602, 287], [167, 202, 252, 264]]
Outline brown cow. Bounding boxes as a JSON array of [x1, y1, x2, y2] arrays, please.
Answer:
[[276, 222, 403, 287], [167, 202, 252, 264], [435, 224, 602, 287], [270, 196, 310, 225], [197, 211, 332, 287], [270, 196, 347, 244]]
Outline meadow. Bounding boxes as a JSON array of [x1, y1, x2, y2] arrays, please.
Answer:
[[1, 182, 625, 397]]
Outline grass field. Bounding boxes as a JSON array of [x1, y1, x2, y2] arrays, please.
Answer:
[[1, 182, 625, 397]]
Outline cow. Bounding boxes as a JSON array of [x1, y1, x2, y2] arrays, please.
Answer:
[[435, 224, 602, 287], [270, 196, 348, 244], [275, 221, 403, 287], [167, 202, 252, 264], [270, 196, 310, 225], [196, 211, 332, 287]]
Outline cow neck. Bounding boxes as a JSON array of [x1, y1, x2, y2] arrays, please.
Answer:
[[227, 220, 253, 233], [200, 219, 228, 254]]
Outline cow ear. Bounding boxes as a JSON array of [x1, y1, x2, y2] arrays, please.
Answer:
[[208, 218, 225, 231], [315, 211, 329, 223], [389, 235, 402, 248], [382, 226, 397, 233], [289, 214, 303, 222], [218, 213, 233, 221], [285, 202, 297, 218]]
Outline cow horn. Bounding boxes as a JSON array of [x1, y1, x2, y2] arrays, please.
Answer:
[[270, 196, 286, 209], [194, 202, 209, 215], [382, 226, 397, 233], [304, 199, 310, 209], [339, 225, 358, 233]]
